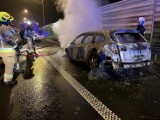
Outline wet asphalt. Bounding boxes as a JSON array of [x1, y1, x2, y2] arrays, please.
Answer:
[[0, 39, 103, 120], [0, 39, 160, 120], [39, 40, 160, 120]]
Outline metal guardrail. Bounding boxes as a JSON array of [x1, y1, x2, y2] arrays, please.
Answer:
[[155, 0, 160, 21], [100, 0, 154, 34], [152, 47, 160, 55]]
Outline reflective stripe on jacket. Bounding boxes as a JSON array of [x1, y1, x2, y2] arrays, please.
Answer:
[[4, 73, 13, 79], [0, 48, 15, 52]]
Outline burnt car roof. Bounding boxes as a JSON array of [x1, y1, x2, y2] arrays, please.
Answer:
[[80, 30, 110, 35], [110, 29, 139, 34], [80, 29, 139, 35]]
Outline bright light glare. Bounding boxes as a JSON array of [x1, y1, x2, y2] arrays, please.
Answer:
[[27, 20, 31, 25], [24, 9, 28, 13], [23, 17, 27, 20]]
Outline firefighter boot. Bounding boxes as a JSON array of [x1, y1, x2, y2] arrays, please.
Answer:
[[4, 80, 17, 86]]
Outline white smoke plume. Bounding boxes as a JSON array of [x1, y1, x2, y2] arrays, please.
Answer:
[[52, 0, 102, 48]]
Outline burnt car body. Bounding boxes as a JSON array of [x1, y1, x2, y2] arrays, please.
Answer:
[[65, 29, 151, 70]]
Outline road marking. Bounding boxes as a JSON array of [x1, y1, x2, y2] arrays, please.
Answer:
[[43, 55, 121, 120]]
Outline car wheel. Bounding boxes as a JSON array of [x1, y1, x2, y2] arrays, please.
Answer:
[[88, 54, 99, 70]]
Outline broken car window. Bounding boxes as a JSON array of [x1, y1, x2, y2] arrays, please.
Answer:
[[95, 34, 105, 42], [115, 33, 145, 43], [83, 35, 93, 44], [73, 36, 84, 45]]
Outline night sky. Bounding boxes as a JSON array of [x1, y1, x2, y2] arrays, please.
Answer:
[[0, 0, 63, 28]]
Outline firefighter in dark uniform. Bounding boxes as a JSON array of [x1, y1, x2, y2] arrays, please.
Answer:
[[23, 25, 36, 54], [137, 17, 145, 36]]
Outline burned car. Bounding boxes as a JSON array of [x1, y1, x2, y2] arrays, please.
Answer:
[[65, 29, 151, 70], [103, 29, 151, 70], [65, 31, 107, 69]]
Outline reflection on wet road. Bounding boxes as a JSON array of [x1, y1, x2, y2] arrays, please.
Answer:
[[38, 40, 160, 120], [0, 39, 160, 120], [0, 39, 103, 120]]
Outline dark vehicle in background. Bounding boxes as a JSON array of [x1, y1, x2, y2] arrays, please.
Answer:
[[65, 29, 151, 70]]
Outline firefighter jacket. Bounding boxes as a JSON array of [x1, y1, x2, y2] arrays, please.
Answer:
[[23, 28, 34, 39], [137, 24, 145, 36], [0, 24, 19, 51]]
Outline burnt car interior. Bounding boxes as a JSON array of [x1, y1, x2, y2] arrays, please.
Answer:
[[115, 33, 146, 43], [82, 35, 93, 44], [94, 34, 105, 42]]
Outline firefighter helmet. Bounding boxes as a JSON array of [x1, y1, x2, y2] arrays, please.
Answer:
[[0, 11, 14, 23], [139, 17, 145, 26]]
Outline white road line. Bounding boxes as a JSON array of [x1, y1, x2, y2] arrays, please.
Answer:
[[43, 54, 121, 120]]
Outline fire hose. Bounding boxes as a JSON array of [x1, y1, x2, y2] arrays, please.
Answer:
[[19, 46, 57, 57]]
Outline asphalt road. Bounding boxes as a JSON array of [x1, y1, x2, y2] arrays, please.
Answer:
[[0, 39, 103, 120], [38, 39, 160, 120], [0, 39, 160, 120]]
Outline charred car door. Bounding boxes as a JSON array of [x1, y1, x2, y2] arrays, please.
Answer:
[[79, 34, 94, 62], [69, 34, 85, 60]]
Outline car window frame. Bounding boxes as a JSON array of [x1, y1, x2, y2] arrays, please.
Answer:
[[114, 32, 147, 43], [109, 32, 117, 43], [82, 33, 94, 44], [94, 33, 105, 43], [71, 33, 85, 45]]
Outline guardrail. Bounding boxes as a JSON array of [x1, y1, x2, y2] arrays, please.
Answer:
[[152, 47, 160, 55]]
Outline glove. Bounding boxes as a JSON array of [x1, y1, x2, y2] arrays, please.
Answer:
[[13, 45, 20, 54], [13, 45, 18, 49]]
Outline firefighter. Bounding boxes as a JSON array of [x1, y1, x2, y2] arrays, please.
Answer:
[[23, 25, 36, 79], [23, 25, 36, 54], [137, 17, 145, 36], [0, 11, 20, 85], [19, 29, 26, 44]]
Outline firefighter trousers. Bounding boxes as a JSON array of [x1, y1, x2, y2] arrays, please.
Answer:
[[27, 38, 35, 53], [0, 50, 16, 82]]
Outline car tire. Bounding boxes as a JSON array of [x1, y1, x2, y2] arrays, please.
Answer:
[[88, 54, 100, 70]]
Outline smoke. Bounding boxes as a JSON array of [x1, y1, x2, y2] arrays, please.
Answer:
[[52, 0, 102, 48]]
